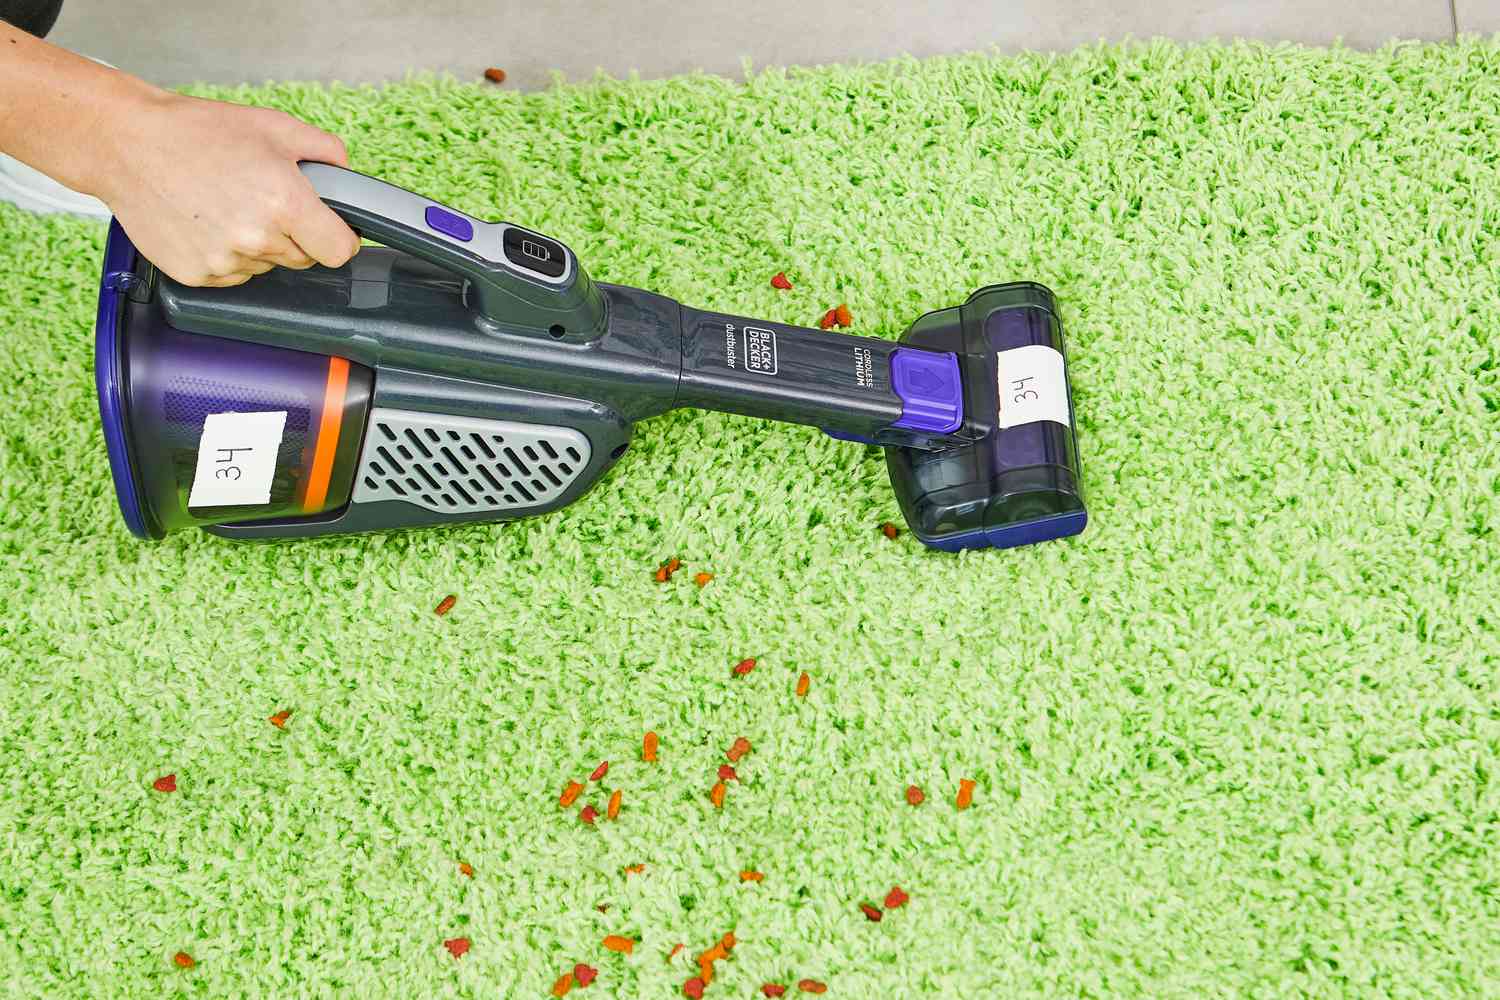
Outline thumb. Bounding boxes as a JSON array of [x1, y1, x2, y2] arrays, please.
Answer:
[[281, 119, 349, 168]]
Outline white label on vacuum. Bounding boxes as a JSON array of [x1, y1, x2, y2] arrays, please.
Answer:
[[997, 345, 1070, 430], [188, 410, 287, 508], [743, 327, 778, 375]]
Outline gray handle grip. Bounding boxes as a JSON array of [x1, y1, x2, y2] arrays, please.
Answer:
[[299, 162, 604, 337]]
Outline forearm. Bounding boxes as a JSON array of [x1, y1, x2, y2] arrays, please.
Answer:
[[0, 19, 161, 199]]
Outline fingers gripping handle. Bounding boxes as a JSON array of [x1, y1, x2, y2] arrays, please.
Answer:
[[298, 162, 602, 335]]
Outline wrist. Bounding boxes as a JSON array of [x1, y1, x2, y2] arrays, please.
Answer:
[[69, 75, 174, 204]]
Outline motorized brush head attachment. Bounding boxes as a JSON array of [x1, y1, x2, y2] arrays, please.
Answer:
[[95, 164, 1085, 549]]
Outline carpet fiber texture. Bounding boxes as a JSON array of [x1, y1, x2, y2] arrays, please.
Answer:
[[1, 39, 1498, 999]]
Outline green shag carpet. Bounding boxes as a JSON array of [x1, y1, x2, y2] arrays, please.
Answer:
[[2, 38, 1499, 999]]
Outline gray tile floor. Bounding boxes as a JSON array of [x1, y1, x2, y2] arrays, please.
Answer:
[[47, 0, 1490, 90]]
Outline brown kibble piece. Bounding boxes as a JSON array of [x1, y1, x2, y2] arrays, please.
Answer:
[[860, 902, 883, 922], [643, 731, 659, 762], [726, 737, 751, 762], [957, 777, 976, 810], [694, 572, 714, 587], [552, 972, 574, 997], [268, 709, 291, 728], [906, 784, 925, 806], [435, 594, 457, 616], [740, 870, 764, 882], [560, 781, 584, 808], [172, 951, 194, 969], [484, 67, 507, 84], [799, 980, 828, 994], [458, 862, 474, 878], [880, 521, 900, 540], [835, 303, 852, 327], [710, 781, 727, 809], [602, 935, 635, 954], [796, 672, 810, 697], [607, 789, 622, 820]]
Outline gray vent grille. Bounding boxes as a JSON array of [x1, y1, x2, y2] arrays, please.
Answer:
[[351, 408, 591, 514]]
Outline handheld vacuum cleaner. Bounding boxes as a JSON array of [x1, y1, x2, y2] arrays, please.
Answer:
[[94, 164, 1086, 550]]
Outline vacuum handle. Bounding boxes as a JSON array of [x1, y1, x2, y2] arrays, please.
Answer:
[[299, 162, 605, 337]]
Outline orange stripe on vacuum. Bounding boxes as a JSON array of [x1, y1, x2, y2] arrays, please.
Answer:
[[303, 357, 350, 512]]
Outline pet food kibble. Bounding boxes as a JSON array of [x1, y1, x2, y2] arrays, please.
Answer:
[[483, 67, 507, 84], [668, 943, 685, 961], [602, 935, 635, 954], [444, 937, 470, 959], [643, 731, 659, 762], [654, 565, 670, 583], [667, 557, 682, 574], [799, 980, 827, 994], [906, 784, 925, 806], [771, 272, 792, 290], [740, 870, 764, 882], [885, 885, 909, 909], [796, 672, 810, 697], [834, 303, 852, 327], [552, 972, 574, 997], [172, 951, 194, 969], [733, 657, 757, 676], [268, 709, 291, 728], [819, 309, 837, 330], [574, 963, 598, 987], [718, 764, 738, 781], [590, 761, 609, 782], [607, 789, 622, 820], [458, 862, 474, 878], [726, 737, 751, 762], [710, 781, 727, 809], [694, 572, 714, 587], [153, 774, 177, 793], [624, 864, 645, 876], [580, 805, 599, 825], [435, 594, 457, 616], [763, 986, 788, 998], [560, 781, 584, 808], [683, 978, 706, 999], [957, 778, 976, 810], [880, 521, 899, 540], [721, 932, 736, 951], [860, 902, 883, 922]]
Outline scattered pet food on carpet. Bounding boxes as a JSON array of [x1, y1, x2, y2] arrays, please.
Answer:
[[957, 778, 976, 810], [643, 731, 659, 762], [818, 309, 837, 330], [726, 737, 751, 762], [434, 594, 457, 616], [602, 935, 635, 954], [444, 937, 470, 959], [906, 784, 924, 806], [799, 980, 827, 994], [762, 986, 787, 998], [483, 67, 506, 83], [268, 709, 291, 728], [153, 774, 176, 793], [589, 760, 609, 781], [885, 886, 909, 909], [834, 303, 852, 327], [560, 781, 584, 808], [579, 804, 599, 825], [172, 951, 194, 969], [710, 780, 727, 809], [607, 789, 622, 820], [655, 557, 684, 583], [694, 571, 714, 587], [458, 862, 474, 878], [624, 864, 645, 876], [880, 521, 900, 540], [860, 902, 883, 922], [683, 978, 705, 999], [770, 272, 792, 290], [574, 963, 598, 987], [733, 657, 757, 676], [552, 972, 574, 997], [740, 870, 764, 882], [796, 672, 810, 697], [718, 764, 738, 781]]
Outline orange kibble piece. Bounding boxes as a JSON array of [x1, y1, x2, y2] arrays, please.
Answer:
[[720, 932, 736, 951], [834, 303, 852, 327], [906, 784, 925, 806], [718, 764, 738, 781], [603, 935, 635, 954], [552, 972, 574, 996], [435, 594, 457, 616], [458, 862, 474, 878], [694, 572, 714, 587], [607, 789, 622, 820], [668, 943, 686, 961], [654, 565, 670, 583], [880, 521, 899, 540], [799, 979, 828, 994], [796, 672, 810, 697], [268, 709, 291, 728], [957, 777, 976, 810], [624, 863, 646, 875], [740, 870, 764, 883], [560, 780, 584, 808], [483, 67, 507, 84], [733, 657, 757, 676], [589, 760, 609, 782], [710, 781, 727, 809], [667, 557, 682, 574], [726, 737, 751, 762], [172, 951, 195, 969], [643, 731, 659, 762]]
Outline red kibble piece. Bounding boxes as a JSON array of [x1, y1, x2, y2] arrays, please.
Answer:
[[818, 309, 837, 330], [643, 731, 659, 762], [740, 870, 764, 882], [560, 781, 584, 808], [799, 980, 828, 994], [906, 784, 925, 806], [796, 672, 810, 697], [444, 937, 470, 959], [770, 272, 792, 290], [718, 764, 738, 781], [458, 862, 474, 878], [153, 774, 177, 793], [435, 594, 457, 616], [763, 985, 788, 998], [709, 781, 727, 809], [483, 67, 507, 84], [834, 303, 852, 327], [885, 885, 909, 909], [957, 777, 976, 810], [268, 709, 291, 728], [607, 789, 622, 820], [694, 572, 714, 587], [580, 804, 599, 825], [860, 902, 883, 922], [574, 963, 598, 987], [552, 972, 574, 997], [733, 657, 757, 677], [590, 761, 609, 782], [880, 521, 900, 540], [683, 977, 706, 999], [726, 737, 751, 762], [172, 951, 194, 969]]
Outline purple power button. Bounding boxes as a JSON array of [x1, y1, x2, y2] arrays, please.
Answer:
[[890, 348, 963, 434], [424, 205, 474, 242]]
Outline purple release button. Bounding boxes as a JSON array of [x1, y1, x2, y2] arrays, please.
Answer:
[[889, 348, 963, 434], [424, 205, 474, 242]]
